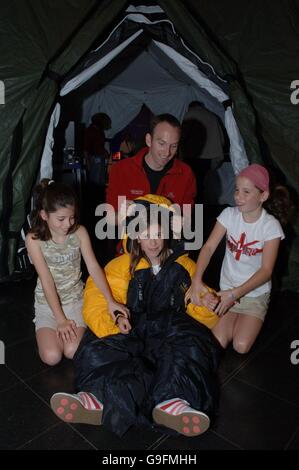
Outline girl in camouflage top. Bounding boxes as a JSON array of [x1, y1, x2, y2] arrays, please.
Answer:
[[26, 179, 129, 365]]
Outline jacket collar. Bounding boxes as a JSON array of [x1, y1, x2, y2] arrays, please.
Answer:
[[134, 147, 183, 175]]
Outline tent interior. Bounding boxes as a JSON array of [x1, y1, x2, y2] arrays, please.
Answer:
[[66, 44, 227, 138], [49, 18, 241, 208]]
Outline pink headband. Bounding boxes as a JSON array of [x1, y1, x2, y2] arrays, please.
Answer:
[[238, 164, 269, 192]]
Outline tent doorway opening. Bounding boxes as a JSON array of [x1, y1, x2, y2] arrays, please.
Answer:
[[42, 11, 248, 207]]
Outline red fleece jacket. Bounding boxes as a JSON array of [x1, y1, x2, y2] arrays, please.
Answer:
[[106, 148, 197, 209]]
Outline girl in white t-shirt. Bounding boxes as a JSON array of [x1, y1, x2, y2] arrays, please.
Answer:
[[187, 164, 292, 354]]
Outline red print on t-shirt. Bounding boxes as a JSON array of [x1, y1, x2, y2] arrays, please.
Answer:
[[227, 232, 263, 260]]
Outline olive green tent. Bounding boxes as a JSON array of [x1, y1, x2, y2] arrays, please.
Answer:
[[0, 0, 298, 290]]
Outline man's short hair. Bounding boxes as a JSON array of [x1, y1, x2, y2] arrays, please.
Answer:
[[149, 113, 181, 136]]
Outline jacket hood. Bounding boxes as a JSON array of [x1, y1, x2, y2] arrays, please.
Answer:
[[122, 194, 175, 254]]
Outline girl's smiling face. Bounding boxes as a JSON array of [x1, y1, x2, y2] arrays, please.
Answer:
[[234, 176, 268, 220], [41, 205, 75, 239], [138, 223, 165, 265]]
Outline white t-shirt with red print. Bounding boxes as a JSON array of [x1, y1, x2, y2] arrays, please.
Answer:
[[217, 207, 285, 297]]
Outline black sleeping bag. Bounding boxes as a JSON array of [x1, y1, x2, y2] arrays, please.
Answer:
[[74, 247, 221, 437]]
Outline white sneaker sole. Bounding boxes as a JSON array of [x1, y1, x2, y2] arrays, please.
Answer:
[[50, 392, 102, 426], [153, 407, 210, 436]]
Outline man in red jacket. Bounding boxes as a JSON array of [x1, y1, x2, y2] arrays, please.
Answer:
[[106, 114, 197, 224]]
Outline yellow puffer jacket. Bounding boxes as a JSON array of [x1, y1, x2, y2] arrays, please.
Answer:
[[83, 253, 219, 338]]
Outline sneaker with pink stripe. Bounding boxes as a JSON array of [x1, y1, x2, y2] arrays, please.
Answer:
[[50, 391, 103, 425], [152, 398, 210, 437]]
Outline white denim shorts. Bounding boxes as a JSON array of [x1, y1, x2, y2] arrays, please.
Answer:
[[229, 292, 271, 321], [34, 299, 86, 331]]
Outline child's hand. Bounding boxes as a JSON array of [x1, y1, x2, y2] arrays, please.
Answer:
[[56, 319, 77, 342], [117, 316, 132, 335], [201, 292, 220, 311], [214, 290, 237, 317], [185, 282, 208, 306], [108, 300, 130, 321], [119, 199, 134, 224]]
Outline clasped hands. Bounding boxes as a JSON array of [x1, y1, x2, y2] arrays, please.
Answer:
[[185, 284, 237, 317]]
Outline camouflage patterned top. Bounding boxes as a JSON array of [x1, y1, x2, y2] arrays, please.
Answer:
[[35, 232, 83, 305]]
